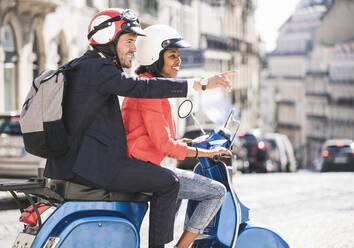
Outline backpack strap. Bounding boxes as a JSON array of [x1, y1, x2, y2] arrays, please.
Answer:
[[59, 57, 109, 145]]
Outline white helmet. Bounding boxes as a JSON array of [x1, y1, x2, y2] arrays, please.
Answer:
[[135, 24, 191, 66]]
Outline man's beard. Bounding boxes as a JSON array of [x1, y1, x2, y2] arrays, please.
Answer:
[[118, 52, 132, 69]]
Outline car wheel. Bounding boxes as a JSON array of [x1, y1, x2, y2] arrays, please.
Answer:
[[321, 163, 330, 172]]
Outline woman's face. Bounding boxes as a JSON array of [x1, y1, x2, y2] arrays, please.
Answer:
[[160, 48, 181, 78]]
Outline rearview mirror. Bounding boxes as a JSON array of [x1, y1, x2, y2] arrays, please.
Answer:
[[177, 99, 206, 135], [178, 100, 193, 119]]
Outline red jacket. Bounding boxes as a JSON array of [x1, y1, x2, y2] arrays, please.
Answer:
[[121, 72, 187, 166]]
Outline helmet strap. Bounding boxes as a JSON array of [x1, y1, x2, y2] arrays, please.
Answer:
[[91, 36, 122, 70], [112, 31, 125, 69]]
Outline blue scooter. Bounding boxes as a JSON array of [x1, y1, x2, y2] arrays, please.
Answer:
[[178, 99, 289, 248], [0, 100, 289, 248], [0, 177, 151, 247]]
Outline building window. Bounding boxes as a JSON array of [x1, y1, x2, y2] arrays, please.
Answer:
[[109, 0, 130, 8], [242, 53, 248, 64], [57, 30, 68, 67], [1, 24, 17, 111], [57, 43, 63, 67], [32, 33, 40, 79], [143, 0, 158, 15], [86, 0, 94, 8], [177, 0, 192, 5], [242, 10, 247, 36]]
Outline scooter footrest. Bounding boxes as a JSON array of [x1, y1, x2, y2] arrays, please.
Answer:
[[194, 233, 216, 241]]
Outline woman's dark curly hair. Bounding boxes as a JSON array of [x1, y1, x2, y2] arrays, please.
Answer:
[[135, 50, 166, 77]]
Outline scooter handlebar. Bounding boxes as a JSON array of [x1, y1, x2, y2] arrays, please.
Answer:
[[212, 153, 229, 162]]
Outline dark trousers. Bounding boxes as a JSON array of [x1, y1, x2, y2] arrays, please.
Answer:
[[76, 158, 180, 246]]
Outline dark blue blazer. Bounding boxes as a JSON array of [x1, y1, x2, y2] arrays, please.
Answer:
[[44, 50, 187, 187]]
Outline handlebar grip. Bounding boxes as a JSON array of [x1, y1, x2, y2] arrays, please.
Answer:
[[213, 153, 229, 162], [213, 155, 221, 162]]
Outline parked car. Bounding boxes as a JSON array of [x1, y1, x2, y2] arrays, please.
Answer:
[[320, 139, 354, 172], [237, 130, 275, 173], [264, 133, 297, 172], [231, 137, 249, 173], [0, 113, 45, 178], [264, 133, 287, 172], [280, 134, 297, 172]]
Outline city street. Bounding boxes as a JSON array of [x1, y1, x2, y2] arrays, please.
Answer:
[[1, 0, 353, 248], [1, 170, 354, 248]]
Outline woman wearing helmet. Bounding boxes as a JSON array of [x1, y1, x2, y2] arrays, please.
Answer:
[[121, 24, 230, 248]]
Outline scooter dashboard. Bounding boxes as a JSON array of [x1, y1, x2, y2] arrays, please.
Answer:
[[192, 134, 210, 144]]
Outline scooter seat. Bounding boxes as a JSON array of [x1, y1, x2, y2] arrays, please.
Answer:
[[48, 180, 153, 202]]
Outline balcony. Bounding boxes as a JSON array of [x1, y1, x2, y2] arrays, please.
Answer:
[[203, 34, 229, 51], [306, 92, 329, 98], [180, 49, 204, 69], [328, 83, 354, 102], [277, 99, 295, 106], [16, 0, 57, 16], [329, 105, 354, 123], [306, 114, 327, 120], [277, 122, 301, 130], [306, 136, 326, 142]]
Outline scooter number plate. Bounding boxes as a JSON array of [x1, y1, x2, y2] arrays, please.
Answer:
[[12, 232, 35, 248]]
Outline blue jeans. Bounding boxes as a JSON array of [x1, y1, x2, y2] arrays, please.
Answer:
[[171, 168, 226, 234]]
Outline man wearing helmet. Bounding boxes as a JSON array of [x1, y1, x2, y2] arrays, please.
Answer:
[[44, 8, 235, 248]]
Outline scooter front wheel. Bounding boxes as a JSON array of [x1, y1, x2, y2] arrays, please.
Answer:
[[236, 223, 289, 248]]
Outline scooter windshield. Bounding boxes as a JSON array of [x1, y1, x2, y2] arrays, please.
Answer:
[[224, 110, 240, 148]]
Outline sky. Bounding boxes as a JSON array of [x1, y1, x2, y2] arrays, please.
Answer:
[[255, 0, 301, 52]]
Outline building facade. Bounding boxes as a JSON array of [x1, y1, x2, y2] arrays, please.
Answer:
[[225, 0, 260, 131], [261, 0, 354, 167], [0, 0, 103, 113], [307, 0, 354, 165], [263, 0, 332, 166], [1, 0, 260, 139]]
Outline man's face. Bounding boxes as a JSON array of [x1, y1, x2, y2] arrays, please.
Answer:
[[116, 33, 137, 68]]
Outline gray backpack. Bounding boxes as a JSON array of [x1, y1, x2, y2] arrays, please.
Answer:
[[20, 66, 71, 158], [20, 61, 105, 158]]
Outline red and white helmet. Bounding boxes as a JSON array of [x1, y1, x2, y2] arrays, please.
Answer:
[[88, 8, 145, 45], [87, 8, 145, 64]]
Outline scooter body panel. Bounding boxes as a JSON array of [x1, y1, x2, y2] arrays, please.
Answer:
[[31, 201, 148, 248], [236, 222, 289, 248], [189, 137, 240, 247], [57, 216, 138, 247], [216, 191, 237, 246]]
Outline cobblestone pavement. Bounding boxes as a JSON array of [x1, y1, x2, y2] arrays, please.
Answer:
[[1, 170, 354, 248]]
